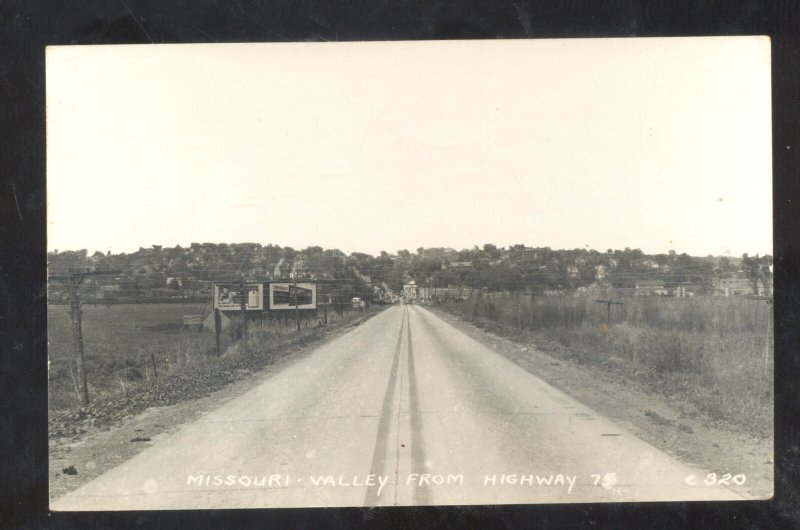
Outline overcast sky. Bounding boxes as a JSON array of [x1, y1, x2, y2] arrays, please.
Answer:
[[46, 37, 772, 257]]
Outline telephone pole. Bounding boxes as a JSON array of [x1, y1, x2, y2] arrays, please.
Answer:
[[595, 299, 623, 327], [747, 295, 773, 375], [320, 282, 328, 324], [528, 280, 537, 331], [472, 271, 488, 316], [238, 278, 248, 355], [294, 274, 300, 331], [50, 268, 120, 406], [338, 280, 344, 317]]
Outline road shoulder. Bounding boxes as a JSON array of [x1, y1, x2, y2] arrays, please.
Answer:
[[48, 308, 386, 503]]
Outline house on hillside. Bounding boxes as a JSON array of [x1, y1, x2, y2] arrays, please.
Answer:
[[595, 264, 607, 280], [673, 283, 706, 297], [504, 248, 540, 261], [635, 279, 668, 296], [712, 277, 766, 297], [448, 261, 473, 270]]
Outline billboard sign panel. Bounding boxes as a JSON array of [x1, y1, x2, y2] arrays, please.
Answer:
[[269, 283, 317, 310], [213, 283, 264, 311], [318, 293, 332, 306]]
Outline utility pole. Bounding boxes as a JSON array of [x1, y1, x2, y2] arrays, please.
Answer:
[[70, 291, 87, 403], [528, 279, 537, 331], [50, 268, 121, 406], [239, 278, 248, 354], [747, 295, 773, 375], [595, 299, 623, 327], [294, 274, 300, 331], [338, 280, 344, 317], [321, 282, 328, 324], [472, 271, 488, 316]]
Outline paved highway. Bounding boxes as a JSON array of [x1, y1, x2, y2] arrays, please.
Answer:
[[52, 304, 741, 510]]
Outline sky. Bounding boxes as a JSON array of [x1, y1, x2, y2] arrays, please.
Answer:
[[46, 37, 772, 257]]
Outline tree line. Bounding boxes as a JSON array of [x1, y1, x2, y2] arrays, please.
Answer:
[[48, 243, 773, 297]]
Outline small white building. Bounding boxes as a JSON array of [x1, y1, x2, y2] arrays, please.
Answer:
[[403, 281, 418, 300]]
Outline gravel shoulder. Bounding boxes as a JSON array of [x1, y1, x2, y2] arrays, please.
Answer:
[[427, 306, 773, 500]]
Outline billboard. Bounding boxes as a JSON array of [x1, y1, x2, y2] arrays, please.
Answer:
[[318, 293, 332, 306], [269, 283, 316, 310], [213, 283, 264, 311]]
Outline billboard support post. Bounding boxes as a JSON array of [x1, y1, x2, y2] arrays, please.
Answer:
[[214, 308, 222, 356]]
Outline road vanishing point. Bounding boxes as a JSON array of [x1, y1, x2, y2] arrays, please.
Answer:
[[52, 304, 742, 510]]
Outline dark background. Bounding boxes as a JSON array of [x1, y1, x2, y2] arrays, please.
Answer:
[[1, 1, 798, 528]]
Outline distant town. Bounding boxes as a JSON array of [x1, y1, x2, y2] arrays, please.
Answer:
[[47, 243, 773, 305]]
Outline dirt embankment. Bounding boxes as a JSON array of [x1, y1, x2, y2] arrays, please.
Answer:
[[427, 306, 773, 500], [49, 307, 385, 501]]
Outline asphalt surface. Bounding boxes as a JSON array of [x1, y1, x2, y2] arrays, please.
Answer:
[[52, 304, 742, 510]]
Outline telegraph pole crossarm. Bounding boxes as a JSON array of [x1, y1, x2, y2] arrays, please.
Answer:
[[595, 299, 623, 327]]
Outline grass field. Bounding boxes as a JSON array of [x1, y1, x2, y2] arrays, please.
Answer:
[[47, 302, 361, 412], [437, 290, 773, 437]]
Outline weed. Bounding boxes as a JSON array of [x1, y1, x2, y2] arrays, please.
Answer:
[[441, 290, 773, 437]]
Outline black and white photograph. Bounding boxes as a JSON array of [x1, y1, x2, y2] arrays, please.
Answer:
[[45, 37, 773, 511]]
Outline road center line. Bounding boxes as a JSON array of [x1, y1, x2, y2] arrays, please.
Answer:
[[406, 307, 429, 506], [364, 307, 406, 505], [392, 305, 407, 505]]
